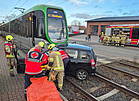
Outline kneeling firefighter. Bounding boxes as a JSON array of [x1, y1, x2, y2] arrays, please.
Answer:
[[24, 41, 48, 90], [47, 44, 64, 91], [4, 35, 16, 76]]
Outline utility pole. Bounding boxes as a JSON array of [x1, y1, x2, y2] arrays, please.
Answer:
[[14, 7, 25, 13]]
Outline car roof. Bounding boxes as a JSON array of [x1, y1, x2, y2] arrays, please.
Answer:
[[59, 43, 93, 50]]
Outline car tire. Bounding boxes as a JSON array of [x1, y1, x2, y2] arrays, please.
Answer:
[[76, 69, 88, 80]]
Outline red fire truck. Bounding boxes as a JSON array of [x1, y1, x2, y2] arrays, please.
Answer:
[[105, 25, 139, 46]]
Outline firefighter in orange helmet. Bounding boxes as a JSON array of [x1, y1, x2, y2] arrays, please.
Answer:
[[4, 35, 16, 76], [24, 41, 48, 90]]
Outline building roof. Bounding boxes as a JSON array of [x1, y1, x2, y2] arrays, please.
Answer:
[[86, 16, 139, 22]]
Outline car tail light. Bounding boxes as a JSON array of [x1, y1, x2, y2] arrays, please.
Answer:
[[90, 59, 96, 67]]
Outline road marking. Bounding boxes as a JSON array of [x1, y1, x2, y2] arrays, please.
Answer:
[[97, 89, 119, 100], [97, 58, 112, 64]]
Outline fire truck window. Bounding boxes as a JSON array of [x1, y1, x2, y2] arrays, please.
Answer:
[[65, 49, 78, 59], [132, 28, 139, 39]]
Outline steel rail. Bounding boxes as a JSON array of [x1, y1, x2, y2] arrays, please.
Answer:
[[117, 61, 139, 70], [65, 78, 99, 101], [101, 64, 139, 78], [95, 73, 139, 99]]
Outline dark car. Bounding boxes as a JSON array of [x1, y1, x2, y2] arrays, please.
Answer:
[[57, 43, 97, 80], [16, 43, 97, 80]]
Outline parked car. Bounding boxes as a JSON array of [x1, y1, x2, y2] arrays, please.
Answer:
[[57, 43, 97, 80]]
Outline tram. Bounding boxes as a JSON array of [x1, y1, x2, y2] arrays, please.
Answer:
[[0, 4, 68, 51], [0, 4, 68, 73], [105, 25, 139, 46]]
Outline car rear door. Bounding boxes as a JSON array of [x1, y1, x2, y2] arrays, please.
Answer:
[[78, 50, 91, 70], [64, 48, 79, 74]]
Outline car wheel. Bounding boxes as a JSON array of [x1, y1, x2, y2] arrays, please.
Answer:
[[76, 69, 88, 80]]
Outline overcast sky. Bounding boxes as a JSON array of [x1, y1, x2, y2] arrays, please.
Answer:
[[0, 0, 139, 26]]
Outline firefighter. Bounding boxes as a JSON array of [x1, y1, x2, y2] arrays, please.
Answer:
[[4, 35, 16, 76], [100, 32, 104, 43], [115, 35, 121, 46], [24, 41, 48, 90], [102, 35, 107, 45], [47, 44, 64, 91], [120, 35, 127, 46], [111, 34, 116, 45], [106, 36, 111, 45]]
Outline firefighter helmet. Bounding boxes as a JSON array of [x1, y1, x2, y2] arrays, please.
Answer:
[[38, 41, 45, 48], [6, 35, 13, 41], [48, 44, 56, 50]]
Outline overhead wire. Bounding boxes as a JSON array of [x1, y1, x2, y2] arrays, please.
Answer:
[[7, 0, 22, 16], [5, 0, 29, 21], [3, 0, 67, 22]]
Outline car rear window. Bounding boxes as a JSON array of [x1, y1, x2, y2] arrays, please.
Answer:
[[65, 49, 78, 59], [79, 51, 90, 60]]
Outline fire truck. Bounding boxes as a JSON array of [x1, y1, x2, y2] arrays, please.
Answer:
[[105, 25, 139, 46]]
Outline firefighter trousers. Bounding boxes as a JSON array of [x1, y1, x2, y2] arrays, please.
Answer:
[[49, 71, 64, 90], [7, 58, 16, 76]]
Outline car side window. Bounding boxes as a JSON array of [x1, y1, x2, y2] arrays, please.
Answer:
[[65, 49, 78, 59], [79, 51, 90, 60]]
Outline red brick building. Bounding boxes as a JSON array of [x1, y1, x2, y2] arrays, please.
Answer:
[[86, 16, 139, 35]]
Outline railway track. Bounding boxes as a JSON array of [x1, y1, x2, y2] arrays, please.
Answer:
[[59, 60, 139, 100], [61, 74, 139, 100], [98, 60, 139, 78], [61, 77, 99, 101], [96, 59, 139, 94], [118, 59, 139, 70], [95, 74, 139, 99]]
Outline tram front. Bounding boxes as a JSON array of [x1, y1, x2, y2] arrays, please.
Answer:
[[47, 8, 68, 44]]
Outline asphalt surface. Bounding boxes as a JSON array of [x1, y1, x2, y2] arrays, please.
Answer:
[[69, 34, 139, 63]]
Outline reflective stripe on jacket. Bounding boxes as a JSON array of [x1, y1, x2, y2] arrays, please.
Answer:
[[48, 51, 64, 71], [25, 48, 48, 75], [4, 41, 15, 57]]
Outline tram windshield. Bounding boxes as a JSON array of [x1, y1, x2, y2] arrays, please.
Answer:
[[47, 8, 67, 43]]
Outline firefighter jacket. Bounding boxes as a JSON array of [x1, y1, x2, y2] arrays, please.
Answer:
[[59, 50, 69, 60], [4, 41, 15, 58], [25, 48, 48, 75], [48, 51, 64, 71]]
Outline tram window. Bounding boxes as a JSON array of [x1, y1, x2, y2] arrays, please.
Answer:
[[33, 11, 45, 38], [47, 8, 67, 42], [132, 28, 139, 39]]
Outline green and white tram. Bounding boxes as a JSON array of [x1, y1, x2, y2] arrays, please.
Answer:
[[1, 4, 68, 51]]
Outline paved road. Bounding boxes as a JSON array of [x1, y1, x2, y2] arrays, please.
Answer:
[[69, 35, 139, 63]]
